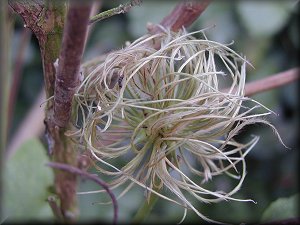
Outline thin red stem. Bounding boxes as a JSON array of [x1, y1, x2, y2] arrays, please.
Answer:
[[244, 68, 299, 96], [149, 0, 212, 34], [47, 162, 118, 225]]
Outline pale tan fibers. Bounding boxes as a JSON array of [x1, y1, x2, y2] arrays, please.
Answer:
[[70, 27, 285, 223]]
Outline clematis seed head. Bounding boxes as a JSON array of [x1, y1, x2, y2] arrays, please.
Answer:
[[71, 27, 284, 223]]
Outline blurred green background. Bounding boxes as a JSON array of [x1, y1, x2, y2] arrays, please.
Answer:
[[4, 0, 299, 224]]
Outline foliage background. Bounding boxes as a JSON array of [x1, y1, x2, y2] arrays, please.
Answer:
[[4, 0, 299, 224]]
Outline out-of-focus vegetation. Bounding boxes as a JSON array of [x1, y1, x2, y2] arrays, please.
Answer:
[[4, 1, 299, 224]]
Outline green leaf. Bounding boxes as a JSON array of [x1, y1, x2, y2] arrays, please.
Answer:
[[261, 194, 299, 222], [3, 138, 54, 221]]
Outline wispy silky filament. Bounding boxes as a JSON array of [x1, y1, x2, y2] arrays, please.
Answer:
[[72, 28, 283, 223]]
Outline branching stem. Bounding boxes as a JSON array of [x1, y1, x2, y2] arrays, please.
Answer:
[[47, 162, 118, 225]]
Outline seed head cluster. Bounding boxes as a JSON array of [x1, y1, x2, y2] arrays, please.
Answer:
[[71, 28, 283, 223]]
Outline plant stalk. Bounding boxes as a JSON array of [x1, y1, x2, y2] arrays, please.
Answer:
[[8, 0, 83, 222], [47, 1, 92, 222], [132, 192, 159, 223], [89, 0, 142, 24]]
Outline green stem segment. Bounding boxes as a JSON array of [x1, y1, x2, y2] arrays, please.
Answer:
[[89, 0, 141, 24], [132, 192, 159, 224]]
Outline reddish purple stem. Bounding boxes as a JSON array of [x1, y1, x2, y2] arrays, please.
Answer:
[[149, 0, 212, 34], [47, 162, 118, 225], [53, 2, 92, 127]]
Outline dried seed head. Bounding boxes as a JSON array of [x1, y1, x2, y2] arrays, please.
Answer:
[[72, 28, 283, 223]]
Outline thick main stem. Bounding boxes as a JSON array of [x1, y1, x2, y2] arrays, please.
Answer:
[[53, 3, 92, 127], [9, 1, 92, 222], [49, 2, 92, 222]]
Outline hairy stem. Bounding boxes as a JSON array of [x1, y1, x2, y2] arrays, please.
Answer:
[[89, 0, 142, 24]]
